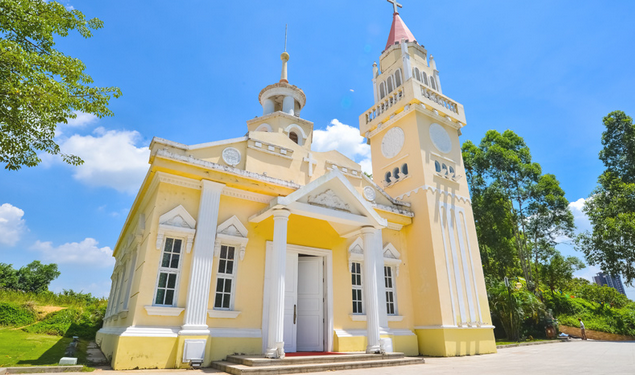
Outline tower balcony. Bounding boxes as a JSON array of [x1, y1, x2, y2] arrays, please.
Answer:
[[359, 79, 466, 136]]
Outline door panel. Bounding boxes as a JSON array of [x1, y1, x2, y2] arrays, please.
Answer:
[[297, 257, 324, 352], [283, 252, 298, 353]]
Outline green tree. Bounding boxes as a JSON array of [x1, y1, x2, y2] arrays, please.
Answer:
[[540, 250, 585, 295], [0, 0, 121, 170], [0, 263, 19, 289], [576, 111, 635, 284], [575, 284, 629, 309], [16, 260, 60, 293], [527, 174, 575, 286]]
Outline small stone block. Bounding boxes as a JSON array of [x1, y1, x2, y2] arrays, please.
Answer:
[[59, 357, 78, 365], [254, 142, 262, 147], [268, 145, 275, 151]]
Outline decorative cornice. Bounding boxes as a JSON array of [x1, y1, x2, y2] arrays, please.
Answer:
[[156, 172, 201, 191], [395, 184, 472, 204], [154, 149, 301, 190], [258, 81, 306, 106], [222, 186, 274, 204], [372, 203, 414, 217]]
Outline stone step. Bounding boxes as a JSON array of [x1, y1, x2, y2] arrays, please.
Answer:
[[212, 357, 424, 375], [226, 353, 404, 367]]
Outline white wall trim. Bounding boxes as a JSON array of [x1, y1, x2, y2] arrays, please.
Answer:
[[223, 186, 274, 204], [210, 328, 261, 338], [387, 315, 404, 322], [208, 309, 241, 319], [349, 314, 366, 321], [144, 305, 185, 316], [98, 326, 181, 337], [334, 329, 367, 338], [390, 329, 415, 336]]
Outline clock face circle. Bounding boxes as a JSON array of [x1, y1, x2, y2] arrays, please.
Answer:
[[429, 123, 452, 154], [381, 127, 405, 159]]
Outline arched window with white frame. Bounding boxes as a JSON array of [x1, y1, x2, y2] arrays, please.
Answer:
[[394, 69, 402, 87], [431, 76, 438, 91], [380, 82, 386, 99], [387, 76, 394, 93], [422, 71, 429, 86], [413, 67, 421, 82]]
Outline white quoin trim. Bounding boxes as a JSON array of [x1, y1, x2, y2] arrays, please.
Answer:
[[156, 205, 197, 253], [214, 215, 249, 261], [383, 243, 401, 276]]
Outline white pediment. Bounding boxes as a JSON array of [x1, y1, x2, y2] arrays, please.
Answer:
[[217, 215, 248, 238], [348, 236, 364, 271], [159, 205, 196, 230], [307, 189, 351, 212], [383, 242, 401, 275], [156, 205, 196, 253], [215, 215, 249, 261]]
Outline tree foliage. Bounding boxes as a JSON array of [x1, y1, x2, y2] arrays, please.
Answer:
[[0, 261, 60, 293], [463, 130, 577, 289], [0, 0, 121, 170], [576, 111, 635, 284]]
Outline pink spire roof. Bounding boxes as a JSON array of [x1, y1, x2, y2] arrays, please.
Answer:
[[384, 12, 416, 51]]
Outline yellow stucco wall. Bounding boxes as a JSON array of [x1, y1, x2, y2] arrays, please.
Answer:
[[415, 328, 497, 357]]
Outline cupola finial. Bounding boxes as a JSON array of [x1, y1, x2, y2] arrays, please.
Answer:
[[387, 0, 402, 14]]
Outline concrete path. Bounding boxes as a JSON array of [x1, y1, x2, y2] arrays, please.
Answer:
[[74, 340, 635, 375]]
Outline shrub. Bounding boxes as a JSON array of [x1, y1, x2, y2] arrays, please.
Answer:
[[23, 301, 107, 339], [0, 302, 38, 327]]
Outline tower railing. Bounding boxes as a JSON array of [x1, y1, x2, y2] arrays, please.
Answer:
[[359, 79, 466, 135]]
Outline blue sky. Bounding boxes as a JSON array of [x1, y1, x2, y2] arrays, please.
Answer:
[[1, 0, 634, 299]]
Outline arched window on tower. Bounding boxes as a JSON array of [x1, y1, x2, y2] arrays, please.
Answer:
[[393, 167, 400, 180], [413, 67, 421, 82], [394, 69, 402, 87], [289, 131, 299, 144], [387, 76, 394, 94], [401, 163, 409, 176], [380, 82, 386, 99], [430, 76, 438, 91], [385, 171, 392, 184], [422, 71, 429, 86], [449, 166, 456, 178], [434, 160, 441, 173]]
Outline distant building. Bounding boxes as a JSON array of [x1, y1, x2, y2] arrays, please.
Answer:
[[593, 272, 626, 295]]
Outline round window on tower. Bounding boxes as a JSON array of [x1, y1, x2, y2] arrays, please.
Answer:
[[289, 131, 299, 144]]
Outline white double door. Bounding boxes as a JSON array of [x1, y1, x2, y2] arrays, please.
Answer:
[[283, 253, 324, 353]]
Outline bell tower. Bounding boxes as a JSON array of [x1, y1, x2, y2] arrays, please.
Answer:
[[359, 0, 497, 356]]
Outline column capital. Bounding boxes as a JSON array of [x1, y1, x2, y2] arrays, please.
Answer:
[[273, 208, 291, 220], [200, 179, 225, 193], [360, 226, 376, 235]]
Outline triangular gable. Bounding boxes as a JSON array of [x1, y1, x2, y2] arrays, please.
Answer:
[[217, 215, 248, 238], [159, 205, 196, 229], [277, 168, 387, 228], [361, 174, 410, 208]]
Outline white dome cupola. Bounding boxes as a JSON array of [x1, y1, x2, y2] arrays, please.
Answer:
[[258, 52, 306, 117]]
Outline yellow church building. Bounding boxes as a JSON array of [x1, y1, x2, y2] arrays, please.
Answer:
[[96, 3, 496, 370]]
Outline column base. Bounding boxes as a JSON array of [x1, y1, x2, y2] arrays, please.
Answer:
[[265, 342, 285, 359], [366, 344, 381, 354], [179, 324, 209, 336]]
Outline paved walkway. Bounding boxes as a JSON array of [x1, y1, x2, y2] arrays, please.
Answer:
[[87, 340, 634, 375]]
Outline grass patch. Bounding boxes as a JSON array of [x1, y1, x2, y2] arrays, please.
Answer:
[[0, 327, 95, 368], [0, 327, 71, 367], [496, 338, 551, 345]]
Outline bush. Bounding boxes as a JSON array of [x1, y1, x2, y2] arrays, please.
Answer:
[[23, 301, 107, 339], [0, 302, 38, 327]]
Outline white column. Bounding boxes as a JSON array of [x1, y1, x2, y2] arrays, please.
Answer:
[[362, 226, 381, 353], [181, 180, 224, 334], [266, 209, 291, 358], [282, 96, 295, 115], [375, 230, 389, 330], [263, 98, 274, 115]]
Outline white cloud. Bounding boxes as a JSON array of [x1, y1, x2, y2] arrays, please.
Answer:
[[31, 238, 114, 267], [569, 197, 592, 233], [313, 119, 372, 173], [0, 203, 27, 247], [574, 264, 601, 282], [59, 127, 150, 193], [55, 111, 99, 136]]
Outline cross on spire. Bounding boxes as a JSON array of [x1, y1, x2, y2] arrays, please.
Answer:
[[387, 0, 402, 14]]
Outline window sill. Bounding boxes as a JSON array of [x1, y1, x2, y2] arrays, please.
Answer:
[[349, 314, 404, 322], [144, 305, 185, 316], [349, 314, 366, 321], [117, 310, 129, 319], [208, 309, 241, 319]]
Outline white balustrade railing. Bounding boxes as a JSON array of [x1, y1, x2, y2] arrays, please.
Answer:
[[365, 88, 404, 124], [420, 86, 458, 114]]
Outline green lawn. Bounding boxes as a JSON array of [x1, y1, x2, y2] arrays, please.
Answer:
[[496, 338, 552, 346], [0, 327, 74, 367]]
